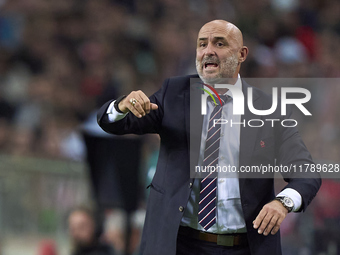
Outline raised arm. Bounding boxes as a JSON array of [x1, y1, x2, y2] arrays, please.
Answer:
[[97, 78, 170, 135]]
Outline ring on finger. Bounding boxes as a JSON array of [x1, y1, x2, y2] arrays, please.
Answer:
[[129, 98, 138, 106]]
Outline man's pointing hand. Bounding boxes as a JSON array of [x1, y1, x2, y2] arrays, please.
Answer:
[[119, 90, 158, 118]]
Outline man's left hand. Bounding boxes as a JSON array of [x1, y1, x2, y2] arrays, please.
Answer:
[[253, 200, 288, 236]]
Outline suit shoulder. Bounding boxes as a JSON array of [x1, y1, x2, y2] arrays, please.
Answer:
[[160, 74, 199, 93], [243, 80, 274, 102], [166, 74, 199, 85], [242, 80, 284, 116]]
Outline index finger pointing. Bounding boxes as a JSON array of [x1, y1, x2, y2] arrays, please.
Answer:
[[150, 103, 158, 110]]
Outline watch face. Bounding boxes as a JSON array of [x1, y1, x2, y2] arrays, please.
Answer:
[[283, 197, 294, 207]]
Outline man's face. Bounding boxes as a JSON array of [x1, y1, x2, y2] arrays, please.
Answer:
[[196, 22, 240, 84], [69, 211, 96, 248]]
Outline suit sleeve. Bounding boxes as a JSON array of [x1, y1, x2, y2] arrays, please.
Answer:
[[97, 78, 169, 135], [275, 105, 322, 212]]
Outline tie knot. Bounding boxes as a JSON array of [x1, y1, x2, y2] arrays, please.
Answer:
[[210, 94, 228, 106]]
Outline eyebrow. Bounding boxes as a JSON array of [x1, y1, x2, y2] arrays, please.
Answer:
[[198, 37, 227, 41]]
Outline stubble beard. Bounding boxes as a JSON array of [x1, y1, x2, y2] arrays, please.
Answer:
[[196, 54, 239, 85]]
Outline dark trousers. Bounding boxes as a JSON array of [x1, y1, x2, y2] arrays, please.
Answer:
[[176, 234, 251, 255]]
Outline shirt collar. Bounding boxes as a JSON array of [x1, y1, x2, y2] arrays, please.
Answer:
[[225, 74, 242, 98]]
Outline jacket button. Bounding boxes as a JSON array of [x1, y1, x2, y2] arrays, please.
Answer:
[[179, 206, 184, 212], [189, 182, 193, 188]]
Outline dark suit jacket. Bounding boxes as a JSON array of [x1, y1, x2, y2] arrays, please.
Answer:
[[97, 74, 321, 255]]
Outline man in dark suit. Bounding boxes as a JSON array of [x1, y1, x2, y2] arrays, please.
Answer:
[[97, 20, 321, 255]]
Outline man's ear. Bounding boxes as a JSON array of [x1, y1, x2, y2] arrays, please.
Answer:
[[239, 46, 249, 63]]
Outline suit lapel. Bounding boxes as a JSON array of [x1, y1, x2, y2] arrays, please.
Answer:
[[239, 81, 262, 192], [185, 81, 204, 178], [184, 90, 190, 149]]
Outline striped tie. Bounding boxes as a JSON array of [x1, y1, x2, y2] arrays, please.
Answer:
[[198, 95, 228, 230]]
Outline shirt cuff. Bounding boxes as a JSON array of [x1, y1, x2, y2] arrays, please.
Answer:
[[106, 100, 128, 122], [277, 188, 302, 212]]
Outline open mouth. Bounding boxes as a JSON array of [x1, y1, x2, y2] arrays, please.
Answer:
[[204, 62, 219, 70]]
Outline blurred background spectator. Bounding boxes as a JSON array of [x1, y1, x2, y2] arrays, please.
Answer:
[[68, 206, 114, 255], [0, 0, 339, 254]]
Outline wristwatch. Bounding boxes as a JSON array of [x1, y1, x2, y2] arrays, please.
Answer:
[[275, 196, 294, 213]]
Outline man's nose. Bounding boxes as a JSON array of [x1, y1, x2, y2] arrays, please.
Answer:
[[204, 42, 216, 56]]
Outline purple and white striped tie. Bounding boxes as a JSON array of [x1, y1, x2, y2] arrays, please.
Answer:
[[198, 95, 228, 230]]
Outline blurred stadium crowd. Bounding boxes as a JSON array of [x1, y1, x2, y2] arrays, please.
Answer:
[[1, 0, 340, 159], [0, 0, 339, 254]]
